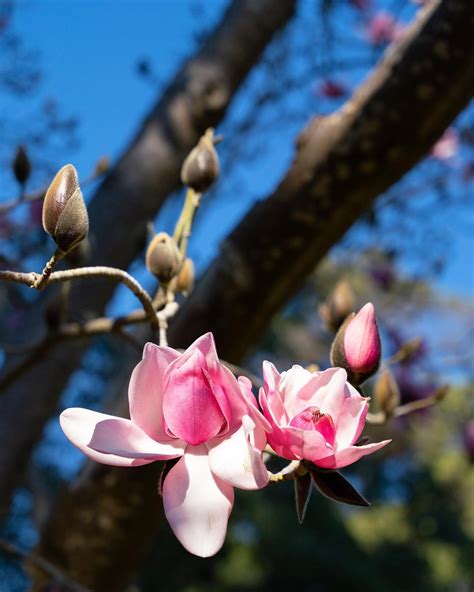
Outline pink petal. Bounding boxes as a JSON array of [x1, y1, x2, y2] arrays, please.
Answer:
[[280, 425, 333, 463], [315, 414, 336, 446], [163, 348, 225, 445], [262, 360, 281, 394], [262, 362, 288, 424], [334, 395, 368, 449], [187, 332, 219, 372], [279, 365, 336, 418], [162, 444, 234, 557], [313, 368, 349, 424], [315, 440, 391, 469], [238, 376, 272, 434], [60, 408, 184, 467], [208, 415, 269, 490], [129, 342, 180, 440], [259, 389, 294, 458]]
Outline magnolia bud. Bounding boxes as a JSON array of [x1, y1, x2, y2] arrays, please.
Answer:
[[374, 368, 400, 415], [395, 337, 424, 364], [174, 257, 195, 294], [330, 302, 381, 384], [94, 155, 110, 177], [319, 280, 354, 332], [146, 232, 183, 284], [13, 144, 31, 186], [180, 129, 219, 192], [42, 164, 89, 253]]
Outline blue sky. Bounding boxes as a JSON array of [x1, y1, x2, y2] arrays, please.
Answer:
[[4, 0, 473, 299]]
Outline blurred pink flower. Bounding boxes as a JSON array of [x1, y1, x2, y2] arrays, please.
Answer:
[[318, 79, 347, 99], [260, 364, 390, 469], [60, 333, 269, 557], [431, 128, 459, 161], [365, 12, 404, 46]]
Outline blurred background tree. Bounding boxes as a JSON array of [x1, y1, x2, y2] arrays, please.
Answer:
[[0, 0, 472, 590]]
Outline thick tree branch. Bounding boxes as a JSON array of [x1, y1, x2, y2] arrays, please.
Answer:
[[31, 1, 474, 590], [0, 0, 297, 515]]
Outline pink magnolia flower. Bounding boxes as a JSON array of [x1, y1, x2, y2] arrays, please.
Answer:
[[260, 363, 390, 469], [60, 333, 269, 557]]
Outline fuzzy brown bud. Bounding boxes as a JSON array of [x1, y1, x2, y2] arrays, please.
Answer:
[[319, 280, 355, 332], [13, 145, 31, 186], [42, 165, 89, 253], [180, 129, 219, 192], [146, 232, 183, 284], [174, 257, 195, 294], [374, 368, 400, 416]]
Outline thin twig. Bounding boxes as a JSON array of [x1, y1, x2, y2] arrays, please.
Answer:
[[393, 385, 449, 417], [34, 248, 65, 290], [157, 300, 180, 346], [366, 385, 449, 424], [0, 265, 159, 331], [268, 460, 308, 484], [0, 538, 92, 592]]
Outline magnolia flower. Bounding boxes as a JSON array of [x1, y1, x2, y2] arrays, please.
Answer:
[[260, 364, 390, 469], [60, 333, 269, 557]]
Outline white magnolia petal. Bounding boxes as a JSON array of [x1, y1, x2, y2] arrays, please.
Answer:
[[162, 444, 234, 557], [208, 416, 269, 490]]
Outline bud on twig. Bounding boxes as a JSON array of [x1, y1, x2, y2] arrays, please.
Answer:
[[12, 145, 31, 187], [319, 280, 354, 332], [374, 368, 400, 416], [330, 302, 381, 385], [180, 128, 219, 192], [174, 257, 195, 294], [146, 232, 183, 284], [42, 164, 89, 254]]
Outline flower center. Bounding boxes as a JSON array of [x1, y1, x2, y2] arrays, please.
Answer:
[[289, 406, 336, 446]]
